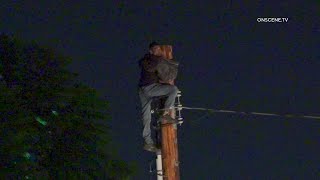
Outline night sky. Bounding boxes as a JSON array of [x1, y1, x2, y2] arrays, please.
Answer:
[[1, 1, 319, 179]]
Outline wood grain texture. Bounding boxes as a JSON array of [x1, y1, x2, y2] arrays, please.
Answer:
[[159, 45, 173, 60], [160, 45, 180, 180]]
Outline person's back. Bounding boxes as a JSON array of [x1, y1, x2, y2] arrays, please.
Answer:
[[138, 53, 162, 87]]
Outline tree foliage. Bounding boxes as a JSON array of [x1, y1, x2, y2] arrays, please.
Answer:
[[0, 34, 136, 179]]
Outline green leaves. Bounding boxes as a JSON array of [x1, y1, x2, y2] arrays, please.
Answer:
[[23, 152, 31, 160], [51, 110, 58, 116], [0, 34, 136, 179], [35, 116, 47, 126]]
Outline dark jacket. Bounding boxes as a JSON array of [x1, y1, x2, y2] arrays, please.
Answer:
[[138, 53, 179, 87], [156, 59, 179, 83], [138, 53, 162, 87]]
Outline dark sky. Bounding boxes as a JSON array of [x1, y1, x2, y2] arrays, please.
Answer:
[[1, 1, 320, 179]]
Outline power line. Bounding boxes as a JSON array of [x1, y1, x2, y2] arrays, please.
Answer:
[[158, 106, 320, 120]]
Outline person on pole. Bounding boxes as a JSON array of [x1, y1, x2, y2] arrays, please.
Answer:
[[138, 41, 179, 152]]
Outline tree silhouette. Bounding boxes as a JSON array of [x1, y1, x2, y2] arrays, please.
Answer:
[[0, 34, 136, 179]]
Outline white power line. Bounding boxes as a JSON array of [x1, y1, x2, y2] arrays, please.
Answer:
[[158, 106, 320, 120]]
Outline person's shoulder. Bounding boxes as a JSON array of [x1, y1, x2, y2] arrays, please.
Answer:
[[154, 54, 166, 60], [168, 59, 179, 66], [143, 53, 154, 60], [149, 54, 164, 61]]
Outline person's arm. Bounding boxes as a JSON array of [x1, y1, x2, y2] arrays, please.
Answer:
[[168, 79, 175, 85], [157, 59, 178, 85], [166, 59, 179, 66], [159, 79, 174, 85]]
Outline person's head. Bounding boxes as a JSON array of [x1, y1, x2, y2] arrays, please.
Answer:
[[149, 41, 161, 56]]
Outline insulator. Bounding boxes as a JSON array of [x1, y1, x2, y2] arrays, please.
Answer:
[[177, 94, 181, 97], [178, 117, 183, 120], [177, 107, 182, 111], [177, 90, 181, 93], [151, 110, 154, 114], [178, 104, 182, 107]]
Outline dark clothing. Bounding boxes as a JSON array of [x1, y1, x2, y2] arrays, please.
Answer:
[[138, 53, 163, 87], [138, 53, 180, 87], [137, 53, 180, 145], [156, 59, 179, 83]]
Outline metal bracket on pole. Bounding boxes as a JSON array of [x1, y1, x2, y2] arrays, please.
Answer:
[[176, 90, 183, 126]]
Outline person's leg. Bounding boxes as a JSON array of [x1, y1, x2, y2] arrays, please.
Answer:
[[138, 87, 154, 145], [143, 83, 178, 115]]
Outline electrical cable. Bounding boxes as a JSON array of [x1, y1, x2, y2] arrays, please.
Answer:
[[157, 106, 320, 120]]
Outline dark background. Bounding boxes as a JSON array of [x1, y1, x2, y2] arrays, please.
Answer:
[[1, 1, 319, 179]]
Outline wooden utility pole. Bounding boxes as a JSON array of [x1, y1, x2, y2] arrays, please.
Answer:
[[158, 45, 180, 180]]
